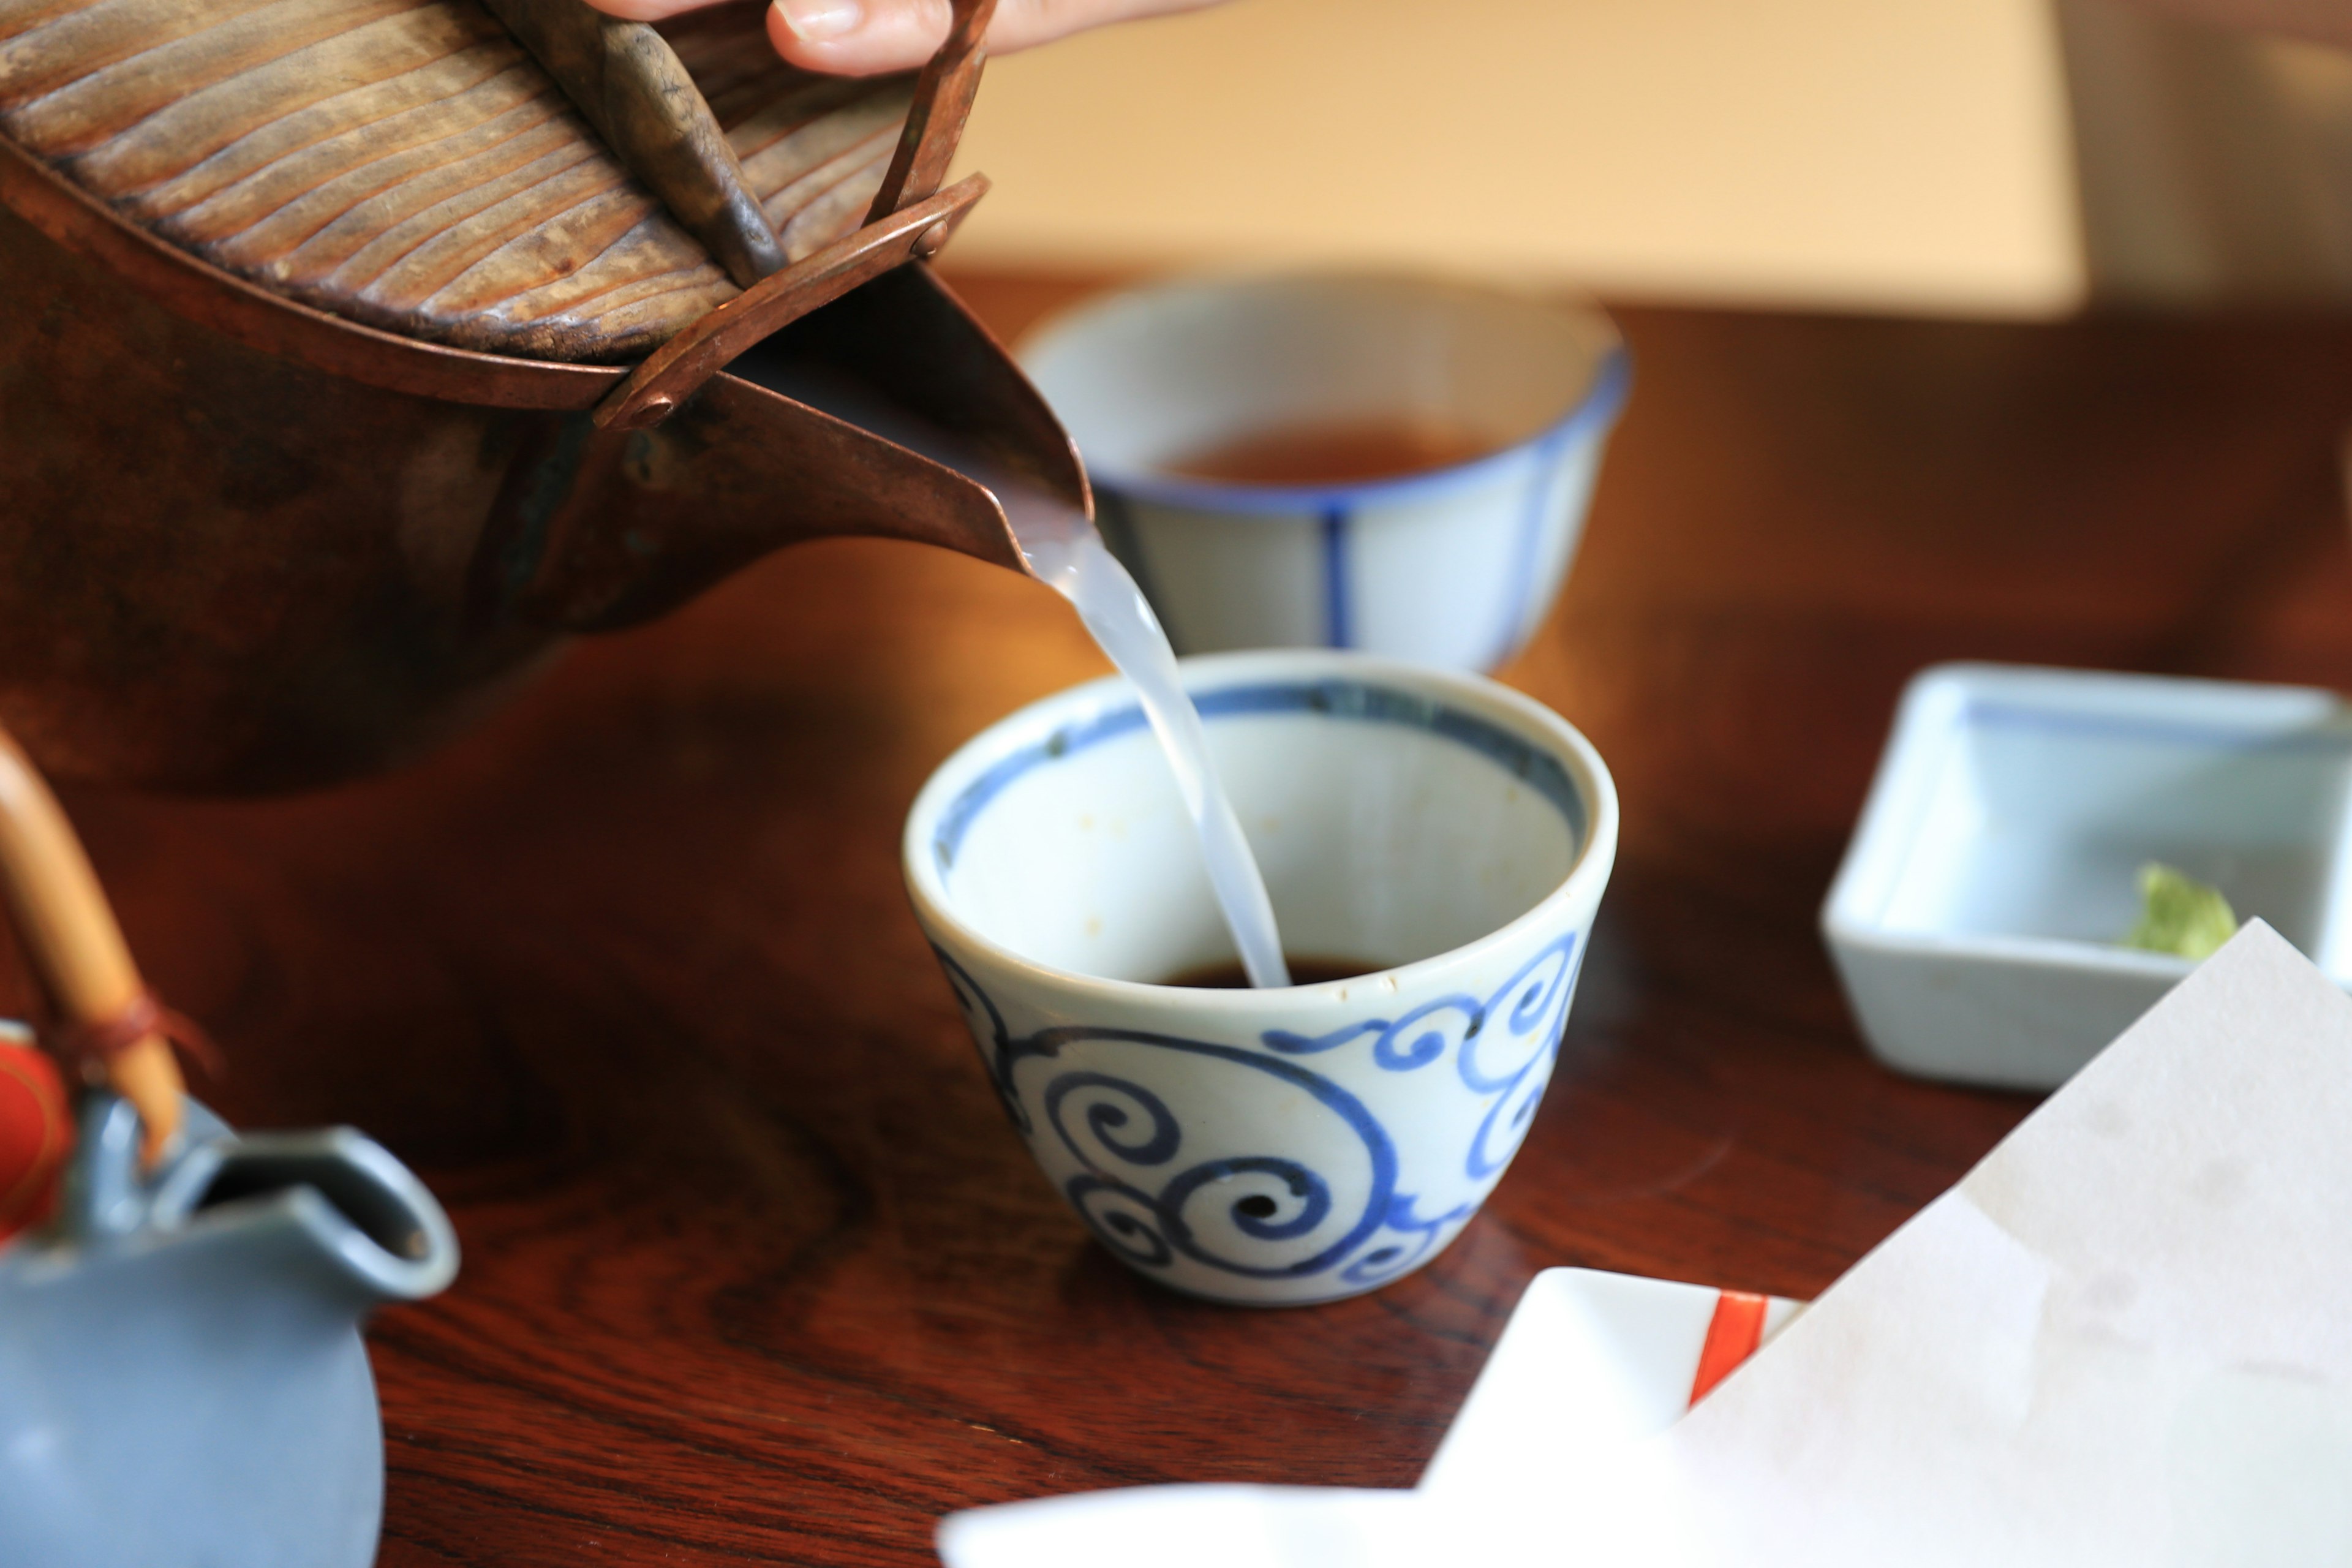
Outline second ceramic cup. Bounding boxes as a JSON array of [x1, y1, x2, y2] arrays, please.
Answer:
[[1019, 273, 1629, 673], [903, 650, 1618, 1305]]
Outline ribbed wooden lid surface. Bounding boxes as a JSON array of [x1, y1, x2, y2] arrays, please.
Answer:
[[0, 0, 912, 360]]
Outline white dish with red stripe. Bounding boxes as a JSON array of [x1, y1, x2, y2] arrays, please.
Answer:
[[933, 1266, 1805, 1568], [1419, 1267, 1803, 1499]]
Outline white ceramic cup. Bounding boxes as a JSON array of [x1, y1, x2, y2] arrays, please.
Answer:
[[1017, 274, 1629, 673], [902, 650, 1619, 1305]]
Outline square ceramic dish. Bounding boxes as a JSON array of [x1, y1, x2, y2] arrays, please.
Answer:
[[1419, 1267, 1801, 1499], [1822, 663, 2352, 1090]]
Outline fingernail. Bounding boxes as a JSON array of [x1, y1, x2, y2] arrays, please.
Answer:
[[774, 0, 863, 40]]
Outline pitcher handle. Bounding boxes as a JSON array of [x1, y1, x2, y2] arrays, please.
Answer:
[[0, 726, 186, 1162]]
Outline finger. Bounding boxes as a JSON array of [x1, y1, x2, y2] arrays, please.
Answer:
[[982, 0, 1225, 53], [580, 0, 734, 21], [768, 0, 1221, 77], [767, 0, 946, 75], [2125, 0, 2352, 47]]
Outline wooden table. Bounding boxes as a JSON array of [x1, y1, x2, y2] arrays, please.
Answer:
[[18, 280, 2352, 1565]]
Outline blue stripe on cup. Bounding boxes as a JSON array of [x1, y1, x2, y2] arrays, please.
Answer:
[[1321, 506, 1352, 649], [932, 677, 1587, 873], [1488, 426, 1575, 669]]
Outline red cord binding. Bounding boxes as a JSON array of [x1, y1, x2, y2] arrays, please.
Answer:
[[42, 989, 224, 1079]]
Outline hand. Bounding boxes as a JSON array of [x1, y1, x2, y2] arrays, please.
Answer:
[[584, 0, 1227, 76], [2120, 0, 2352, 45]]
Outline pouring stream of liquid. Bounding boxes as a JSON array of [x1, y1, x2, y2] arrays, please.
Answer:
[[1014, 522, 1289, 989], [739, 346, 1290, 988]]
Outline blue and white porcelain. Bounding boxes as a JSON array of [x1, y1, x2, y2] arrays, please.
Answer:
[[1018, 274, 1629, 672], [903, 650, 1618, 1305], [1823, 662, 2352, 1091]]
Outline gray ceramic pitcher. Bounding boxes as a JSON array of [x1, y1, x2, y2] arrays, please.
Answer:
[[0, 722, 459, 1566], [0, 1090, 459, 1567]]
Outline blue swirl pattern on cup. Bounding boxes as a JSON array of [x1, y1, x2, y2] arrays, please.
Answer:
[[933, 932, 1584, 1300]]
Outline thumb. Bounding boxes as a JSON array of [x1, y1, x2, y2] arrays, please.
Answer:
[[768, 0, 1223, 77]]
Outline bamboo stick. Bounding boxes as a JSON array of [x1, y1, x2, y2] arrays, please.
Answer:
[[0, 726, 185, 1165]]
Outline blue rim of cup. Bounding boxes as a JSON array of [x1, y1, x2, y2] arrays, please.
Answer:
[[931, 676, 1590, 876], [902, 650, 1619, 1006], [1074, 340, 1632, 516]]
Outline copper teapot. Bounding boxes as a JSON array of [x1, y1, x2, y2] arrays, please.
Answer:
[[0, 0, 1081, 791]]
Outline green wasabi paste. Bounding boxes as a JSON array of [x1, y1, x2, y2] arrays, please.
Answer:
[[2121, 863, 2238, 960]]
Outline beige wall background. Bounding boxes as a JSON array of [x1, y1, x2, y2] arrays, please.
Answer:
[[944, 0, 2352, 317]]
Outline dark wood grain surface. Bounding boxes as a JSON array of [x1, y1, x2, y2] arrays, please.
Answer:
[[17, 277, 2352, 1565]]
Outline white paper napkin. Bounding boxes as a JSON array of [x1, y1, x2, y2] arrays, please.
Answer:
[[940, 921, 2352, 1567]]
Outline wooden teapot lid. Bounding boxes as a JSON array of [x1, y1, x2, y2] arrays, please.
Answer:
[[0, 0, 925, 361]]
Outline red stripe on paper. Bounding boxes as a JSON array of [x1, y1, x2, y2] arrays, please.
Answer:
[[1687, 1290, 1770, 1406]]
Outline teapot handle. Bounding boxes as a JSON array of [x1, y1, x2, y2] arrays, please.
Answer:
[[594, 0, 1003, 433], [0, 726, 186, 1162], [486, 0, 998, 298], [480, 0, 787, 290], [866, 0, 1001, 222]]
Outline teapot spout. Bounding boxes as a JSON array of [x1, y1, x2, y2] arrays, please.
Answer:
[[517, 265, 1084, 634]]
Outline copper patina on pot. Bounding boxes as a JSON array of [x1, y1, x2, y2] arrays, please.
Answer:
[[0, 0, 1080, 791]]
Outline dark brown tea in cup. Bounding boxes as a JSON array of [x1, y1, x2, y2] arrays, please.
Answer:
[[1158, 416, 1501, 487], [1163, 956, 1382, 989]]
